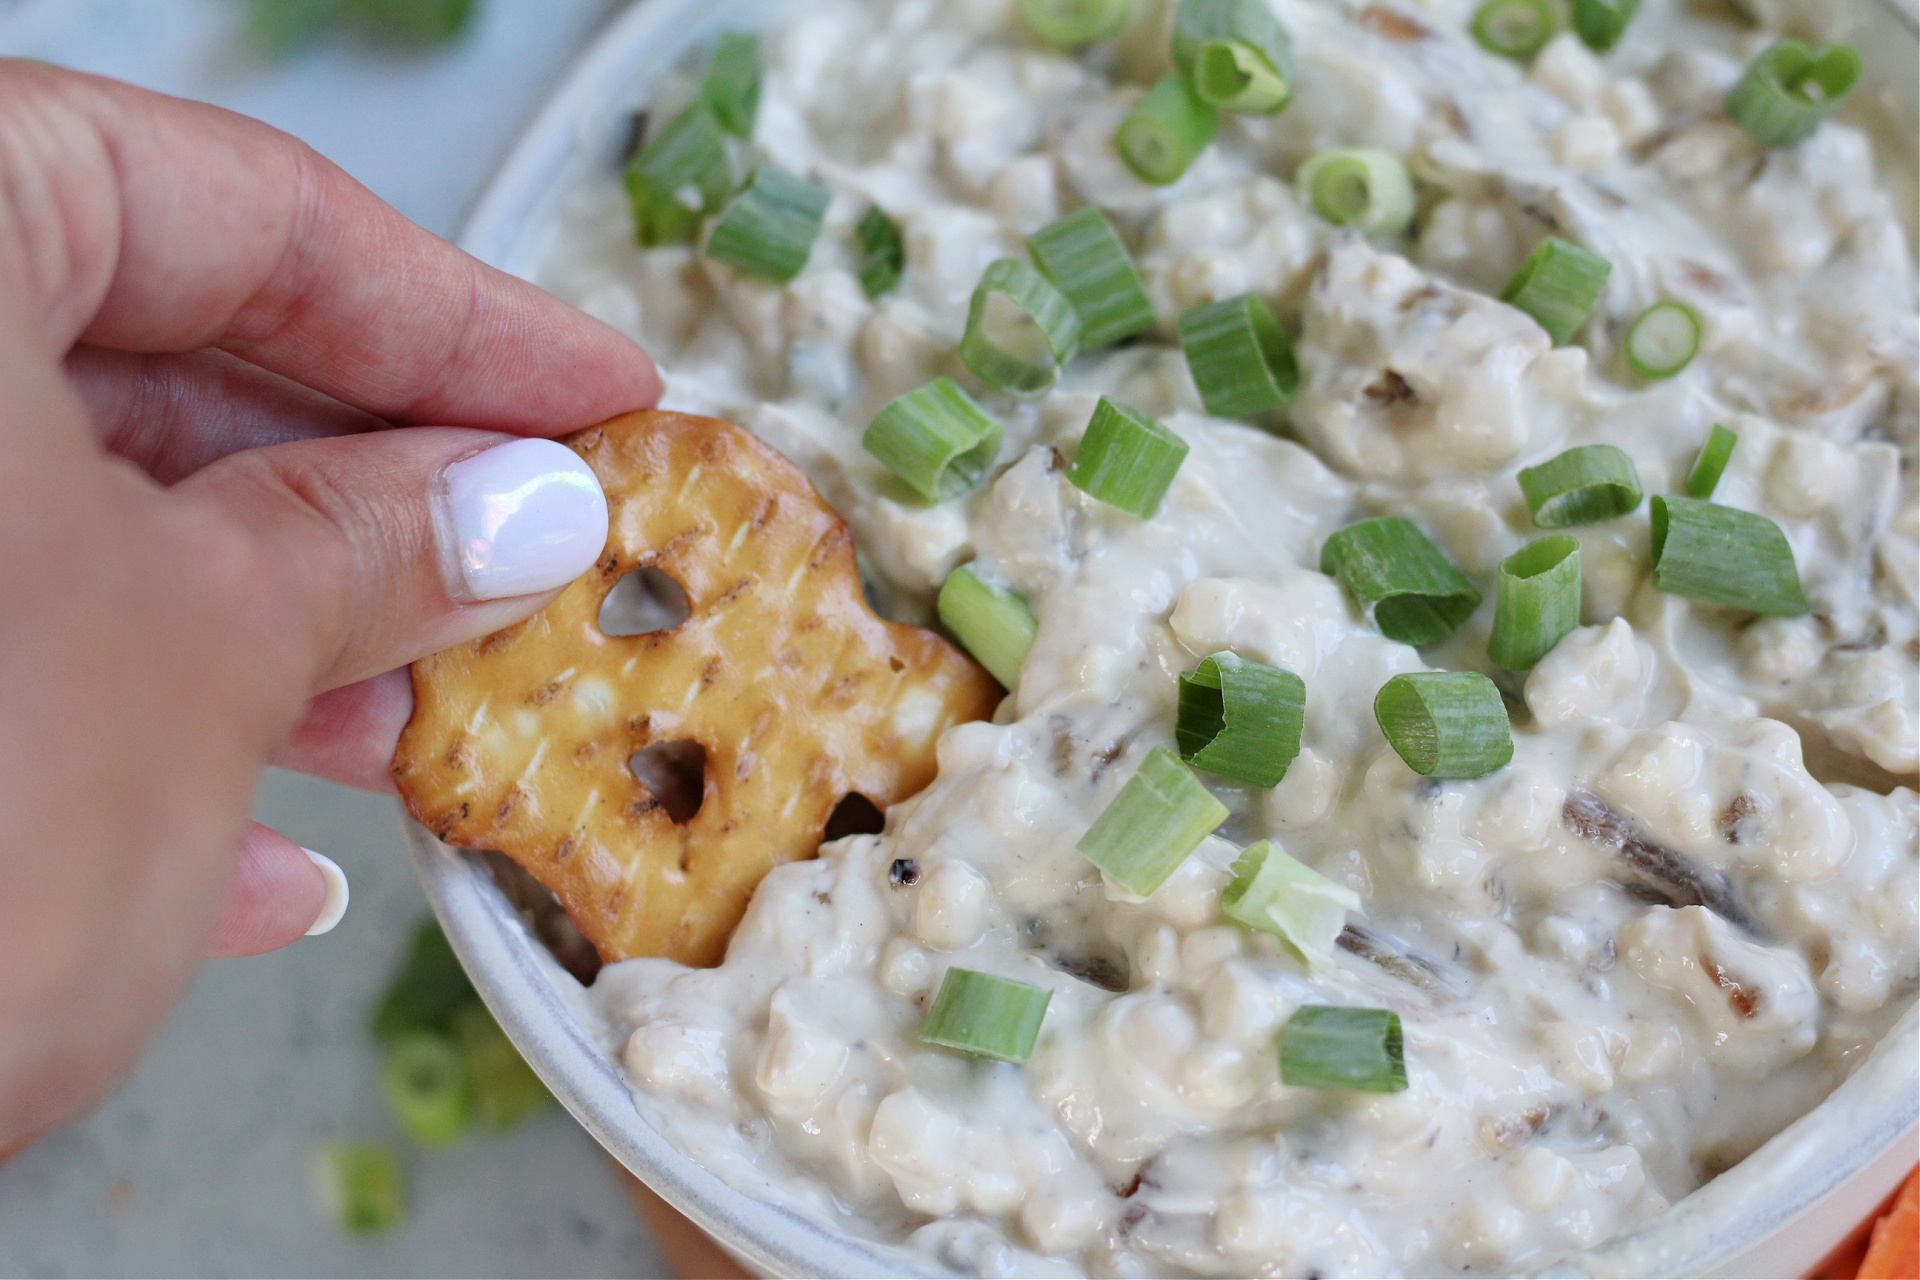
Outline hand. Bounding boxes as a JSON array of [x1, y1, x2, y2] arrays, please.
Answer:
[[0, 59, 659, 1148]]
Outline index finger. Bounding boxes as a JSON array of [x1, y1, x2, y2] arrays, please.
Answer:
[[0, 59, 657, 433]]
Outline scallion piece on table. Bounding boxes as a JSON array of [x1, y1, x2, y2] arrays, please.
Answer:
[[855, 206, 905, 300], [1220, 841, 1360, 969], [864, 378, 1003, 503], [1374, 671, 1514, 778], [1178, 293, 1297, 418], [700, 32, 761, 138], [1501, 237, 1611, 345], [1683, 424, 1738, 500], [919, 968, 1052, 1063], [1470, 0, 1555, 61], [381, 1035, 473, 1147], [1026, 208, 1155, 349], [1172, 0, 1295, 115], [1568, 0, 1639, 53], [960, 258, 1082, 395], [1115, 74, 1219, 185], [1278, 1006, 1408, 1092], [1077, 747, 1228, 896], [705, 166, 830, 284], [937, 564, 1038, 690], [1517, 444, 1643, 528], [314, 1142, 406, 1236], [1297, 149, 1415, 236], [1067, 397, 1189, 518], [1650, 496, 1808, 616], [1488, 535, 1582, 670], [1624, 301, 1699, 379], [452, 1004, 553, 1130], [1176, 652, 1305, 787], [1020, 0, 1131, 46], [623, 104, 731, 248], [1725, 40, 1861, 148], [370, 920, 474, 1043], [1320, 517, 1482, 647]]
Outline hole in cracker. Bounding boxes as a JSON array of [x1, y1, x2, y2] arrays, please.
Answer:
[[475, 850, 603, 985], [628, 740, 707, 823], [823, 792, 886, 842], [598, 566, 691, 636]]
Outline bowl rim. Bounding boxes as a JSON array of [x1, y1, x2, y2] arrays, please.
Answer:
[[428, 1, 1920, 1275]]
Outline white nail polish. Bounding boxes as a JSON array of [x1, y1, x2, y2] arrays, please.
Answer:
[[439, 438, 608, 601], [303, 849, 350, 936]]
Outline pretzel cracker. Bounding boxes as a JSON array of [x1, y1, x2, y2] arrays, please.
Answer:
[[395, 410, 1001, 965]]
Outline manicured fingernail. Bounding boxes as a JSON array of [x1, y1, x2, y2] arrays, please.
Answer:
[[303, 849, 350, 936], [440, 438, 608, 601]]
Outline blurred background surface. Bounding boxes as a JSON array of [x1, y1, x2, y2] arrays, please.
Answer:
[[0, 2, 671, 1275]]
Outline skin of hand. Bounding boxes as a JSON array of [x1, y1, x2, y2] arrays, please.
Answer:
[[0, 59, 660, 1152]]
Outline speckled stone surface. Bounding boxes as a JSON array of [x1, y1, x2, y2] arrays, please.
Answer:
[[0, 2, 669, 1274]]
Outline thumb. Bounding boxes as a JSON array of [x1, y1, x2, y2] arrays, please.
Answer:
[[175, 427, 609, 693]]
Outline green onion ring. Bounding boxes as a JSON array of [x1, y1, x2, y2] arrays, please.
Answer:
[[1373, 671, 1514, 778], [1488, 535, 1582, 670], [1650, 496, 1808, 616], [1517, 444, 1643, 528]]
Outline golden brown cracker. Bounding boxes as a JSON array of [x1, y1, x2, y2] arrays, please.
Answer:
[[395, 410, 1001, 966]]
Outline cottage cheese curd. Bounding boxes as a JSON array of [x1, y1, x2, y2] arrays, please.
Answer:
[[536, 0, 1919, 1273]]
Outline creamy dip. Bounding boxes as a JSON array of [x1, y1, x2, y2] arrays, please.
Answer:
[[535, 0, 1920, 1274]]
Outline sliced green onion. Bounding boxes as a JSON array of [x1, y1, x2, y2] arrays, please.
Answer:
[[960, 258, 1081, 395], [864, 378, 1003, 503], [919, 968, 1052, 1063], [1501, 237, 1611, 345], [1684, 424, 1738, 500], [1320, 517, 1482, 647], [1725, 40, 1861, 148], [705, 166, 830, 285], [452, 1004, 552, 1130], [1625, 301, 1700, 379], [1115, 74, 1219, 186], [1569, 0, 1639, 53], [1026, 208, 1155, 349], [1178, 294, 1297, 418], [381, 1034, 473, 1147], [1176, 652, 1305, 786], [1297, 149, 1415, 236], [1517, 444, 1643, 528], [700, 32, 761, 138], [1278, 1006, 1407, 1092], [937, 564, 1038, 690], [1650, 496, 1808, 616], [855, 206, 905, 300], [1220, 841, 1360, 969], [1066, 396, 1189, 518], [1488, 535, 1582, 670], [1172, 0, 1295, 115], [623, 104, 731, 248], [1077, 747, 1228, 896], [1374, 671, 1513, 778], [371, 920, 475, 1042], [1471, 0, 1555, 61], [314, 1142, 405, 1235], [1020, 0, 1131, 46]]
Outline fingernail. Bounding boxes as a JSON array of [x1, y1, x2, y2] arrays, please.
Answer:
[[439, 438, 608, 601], [303, 849, 350, 936]]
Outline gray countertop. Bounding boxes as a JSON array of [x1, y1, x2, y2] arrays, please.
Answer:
[[0, 3, 668, 1274]]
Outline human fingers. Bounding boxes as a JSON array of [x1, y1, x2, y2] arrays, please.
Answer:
[[271, 670, 412, 794], [203, 824, 348, 958], [177, 426, 608, 695], [0, 59, 658, 433], [65, 345, 385, 484]]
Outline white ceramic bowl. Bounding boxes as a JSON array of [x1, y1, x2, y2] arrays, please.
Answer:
[[410, 2, 1920, 1275]]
